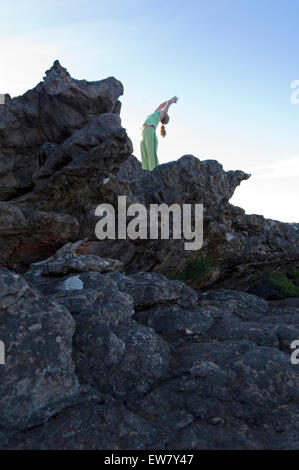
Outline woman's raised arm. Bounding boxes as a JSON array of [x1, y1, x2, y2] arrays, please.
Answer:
[[155, 100, 169, 112], [158, 97, 178, 119], [155, 96, 178, 113]]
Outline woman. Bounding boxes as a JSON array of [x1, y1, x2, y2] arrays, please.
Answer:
[[140, 96, 178, 171]]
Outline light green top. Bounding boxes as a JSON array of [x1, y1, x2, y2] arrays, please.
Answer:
[[142, 111, 161, 128]]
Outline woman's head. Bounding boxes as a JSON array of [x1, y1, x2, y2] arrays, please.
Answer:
[[160, 113, 169, 138], [161, 114, 169, 125]]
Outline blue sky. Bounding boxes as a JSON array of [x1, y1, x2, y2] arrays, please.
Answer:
[[0, 0, 298, 222]]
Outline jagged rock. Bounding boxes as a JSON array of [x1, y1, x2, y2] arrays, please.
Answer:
[[90, 155, 299, 291], [12, 110, 133, 235], [30, 112, 132, 191], [0, 61, 132, 269], [0, 268, 80, 430], [0, 60, 125, 200]]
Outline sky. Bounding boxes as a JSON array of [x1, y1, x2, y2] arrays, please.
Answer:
[[0, 0, 298, 222]]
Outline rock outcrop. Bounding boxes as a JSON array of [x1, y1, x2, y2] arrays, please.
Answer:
[[0, 61, 132, 269], [101, 155, 299, 291], [0, 61, 299, 450], [0, 61, 297, 291], [0, 60, 124, 200]]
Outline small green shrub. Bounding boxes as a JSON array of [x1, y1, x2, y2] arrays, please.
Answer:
[[269, 272, 299, 299], [171, 254, 214, 281]]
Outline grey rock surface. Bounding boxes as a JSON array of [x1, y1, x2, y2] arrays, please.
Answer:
[[1, 254, 299, 449], [0, 268, 80, 430]]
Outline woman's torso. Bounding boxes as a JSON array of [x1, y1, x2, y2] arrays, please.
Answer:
[[142, 111, 161, 130]]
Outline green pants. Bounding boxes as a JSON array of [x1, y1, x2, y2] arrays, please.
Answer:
[[140, 127, 159, 171]]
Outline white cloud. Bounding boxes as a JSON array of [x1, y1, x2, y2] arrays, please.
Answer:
[[242, 156, 299, 179]]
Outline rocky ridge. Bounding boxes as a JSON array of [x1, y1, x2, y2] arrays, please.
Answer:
[[0, 61, 299, 450]]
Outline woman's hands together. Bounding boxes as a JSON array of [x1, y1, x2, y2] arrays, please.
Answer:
[[170, 96, 179, 104]]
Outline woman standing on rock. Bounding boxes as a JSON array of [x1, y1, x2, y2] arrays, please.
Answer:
[[140, 96, 178, 171]]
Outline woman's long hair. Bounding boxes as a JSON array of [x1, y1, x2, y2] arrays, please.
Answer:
[[160, 113, 169, 138]]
